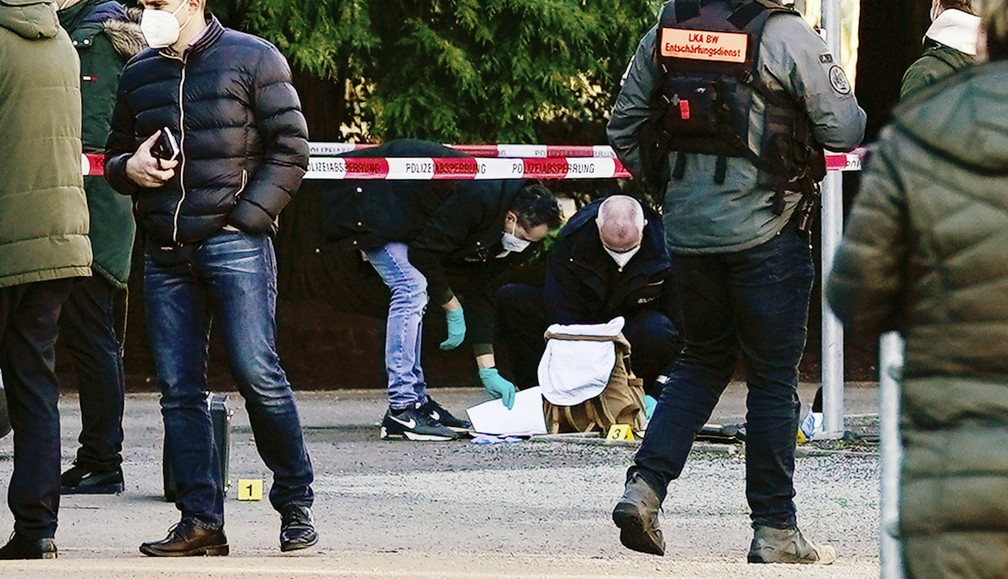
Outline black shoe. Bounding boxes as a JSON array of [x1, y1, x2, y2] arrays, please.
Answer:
[[139, 518, 229, 557], [0, 389, 10, 439], [61, 463, 124, 495], [612, 472, 665, 556], [380, 405, 458, 441], [280, 505, 319, 552], [0, 534, 57, 560], [419, 397, 471, 432]]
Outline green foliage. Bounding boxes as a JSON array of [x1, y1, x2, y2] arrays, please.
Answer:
[[241, 0, 379, 82], [214, 0, 661, 143]]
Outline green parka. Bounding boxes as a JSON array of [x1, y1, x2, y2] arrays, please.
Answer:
[[0, 0, 91, 289], [826, 63, 1008, 579], [58, 0, 142, 288], [900, 39, 974, 99]]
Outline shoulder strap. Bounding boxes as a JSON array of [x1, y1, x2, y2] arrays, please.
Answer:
[[674, 0, 702, 23]]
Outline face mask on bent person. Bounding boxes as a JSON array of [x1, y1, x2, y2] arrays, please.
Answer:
[[501, 222, 531, 253], [604, 245, 641, 269], [141, 0, 193, 48]]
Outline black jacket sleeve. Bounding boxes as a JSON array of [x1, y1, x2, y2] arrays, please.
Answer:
[[408, 187, 490, 306], [104, 77, 139, 196], [658, 266, 683, 330], [461, 256, 523, 355], [228, 45, 309, 233], [543, 239, 585, 326]]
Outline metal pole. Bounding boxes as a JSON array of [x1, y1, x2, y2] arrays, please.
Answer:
[[879, 332, 905, 578], [819, 0, 845, 438]]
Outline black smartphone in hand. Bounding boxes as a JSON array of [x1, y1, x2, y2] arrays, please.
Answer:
[[150, 127, 179, 167]]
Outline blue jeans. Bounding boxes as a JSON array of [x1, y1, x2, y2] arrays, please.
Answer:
[[363, 242, 428, 410], [630, 227, 814, 529], [145, 230, 314, 527]]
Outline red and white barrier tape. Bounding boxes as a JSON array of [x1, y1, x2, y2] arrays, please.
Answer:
[[82, 147, 864, 179], [310, 142, 866, 170], [83, 153, 105, 177], [825, 150, 863, 172], [308, 142, 619, 159], [304, 157, 628, 180]]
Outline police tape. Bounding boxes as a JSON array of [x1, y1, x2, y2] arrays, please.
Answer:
[[307, 142, 618, 158], [82, 148, 864, 179], [83, 153, 106, 177], [304, 157, 628, 180], [309, 142, 867, 172]]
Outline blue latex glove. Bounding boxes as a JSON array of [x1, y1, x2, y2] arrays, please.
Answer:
[[644, 394, 658, 420], [478, 368, 516, 410], [439, 307, 466, 350]]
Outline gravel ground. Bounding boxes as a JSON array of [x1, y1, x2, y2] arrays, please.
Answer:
[[0, 384, 882, 577]]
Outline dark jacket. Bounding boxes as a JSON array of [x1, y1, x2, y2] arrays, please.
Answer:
[[900, 39, 974, 99], [104, 16, 309, 245], [544, 199, 678, 326], [59, 0, 143, 287], [319, 139, 532, 352], [0, 0, 91, 289], [826, 62, 1008, 577]]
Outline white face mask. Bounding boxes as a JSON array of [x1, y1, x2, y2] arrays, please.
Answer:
[[501, 221, 531, 253], [141, 1, 192, 48], [604, 245, 640, 270]]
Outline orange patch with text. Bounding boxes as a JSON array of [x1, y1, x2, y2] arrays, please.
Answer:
[[660, 28, 748, 63]]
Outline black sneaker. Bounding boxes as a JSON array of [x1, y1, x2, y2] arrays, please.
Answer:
[[419, 397, 471, 432], [380, 405, 458, 441], [0, 389, 10, 439], [0, 534, 57, 560], [279, 505, 319, 552], [61, 463, 124, 495]]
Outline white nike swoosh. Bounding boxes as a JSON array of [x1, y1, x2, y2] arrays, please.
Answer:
[[390, 415, 417, 429], [430, 410, 441, 421]]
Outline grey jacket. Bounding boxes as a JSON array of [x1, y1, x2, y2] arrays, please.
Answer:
[[608, 4, 865, 254]]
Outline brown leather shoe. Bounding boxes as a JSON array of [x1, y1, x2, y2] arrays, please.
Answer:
[[140, 518, 228, 557], [612, 472, 665, 556], [747, 525, 837, 564]]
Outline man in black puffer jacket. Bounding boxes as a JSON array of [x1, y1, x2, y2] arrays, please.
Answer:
[[104, 0, 315, 557]]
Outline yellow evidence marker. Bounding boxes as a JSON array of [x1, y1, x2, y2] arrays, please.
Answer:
[[606, 424, 635, 441], [237, 479, 264, 501]]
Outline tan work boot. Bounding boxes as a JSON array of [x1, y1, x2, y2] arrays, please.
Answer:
[[612, 473, 665, 556], [747, 525, 837, 564]]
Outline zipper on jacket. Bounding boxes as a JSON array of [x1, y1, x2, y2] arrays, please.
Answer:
[[170, 53, 188, 244], [234, 169, 247, 199]]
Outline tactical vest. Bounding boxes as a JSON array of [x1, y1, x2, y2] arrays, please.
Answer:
[[640, 0, 826, 204]]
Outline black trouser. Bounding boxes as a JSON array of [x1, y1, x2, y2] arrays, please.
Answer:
[[58, 274, 126, 471], [0, 278, 74, 540], [496, 284, 682, 398]]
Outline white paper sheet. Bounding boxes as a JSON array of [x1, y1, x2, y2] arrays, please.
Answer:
[[466, 386, 547, 437]]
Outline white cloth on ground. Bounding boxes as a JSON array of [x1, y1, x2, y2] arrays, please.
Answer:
[[538, 317, 625, 406]]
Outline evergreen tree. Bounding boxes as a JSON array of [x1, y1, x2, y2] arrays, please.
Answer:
[[218, 0, 660, 142]]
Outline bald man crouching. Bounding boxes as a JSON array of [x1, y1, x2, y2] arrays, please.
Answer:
[[496, 195, 683, 401]]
